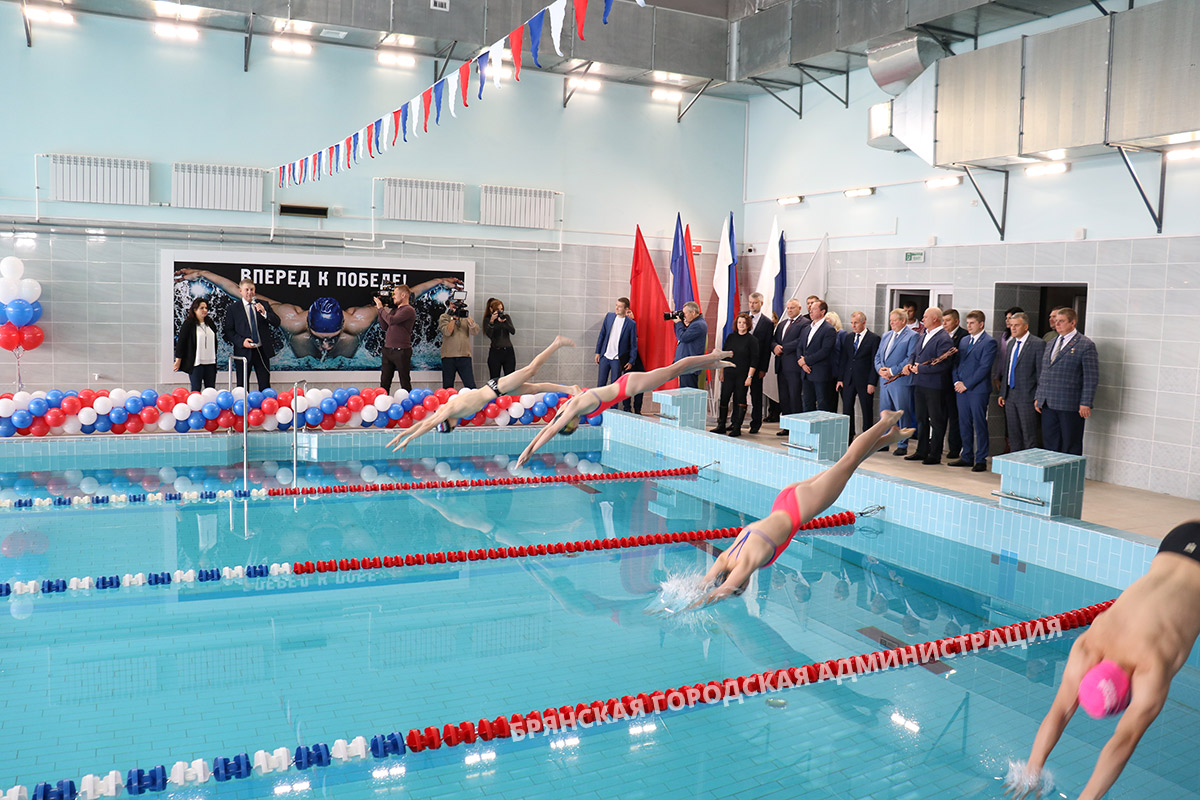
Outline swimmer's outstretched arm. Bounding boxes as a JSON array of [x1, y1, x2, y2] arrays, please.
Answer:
[[386, 395, 466, 451], [515, 393, 600, 467], [1073, 671, 1167, 800]]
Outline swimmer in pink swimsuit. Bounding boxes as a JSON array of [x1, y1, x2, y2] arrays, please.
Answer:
[[515, 349, 735, 467], [692, 410, 913, 607]]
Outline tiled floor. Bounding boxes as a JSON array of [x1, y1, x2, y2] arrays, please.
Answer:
[[730, 424, 1200, 542]]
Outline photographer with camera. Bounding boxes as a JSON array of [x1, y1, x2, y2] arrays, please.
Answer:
[[438, 292, 479, 390], [374, 283, 415, 393], [672, 301, 708, 389], [483, 298, 517, 380]]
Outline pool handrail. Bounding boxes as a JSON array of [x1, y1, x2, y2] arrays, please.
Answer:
[[227, 356, 250, 488], [292, 379, 308, 489]]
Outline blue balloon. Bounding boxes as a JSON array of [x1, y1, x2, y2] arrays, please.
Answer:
[[185, 411, 204, 430], [360, 418, 373, 427], [543, 393, 559, 407], [27, 398, 48, 417], [373, 415, 388, 427], [333, 389, 349, 406], [45, 390, 63, 408], [532, 402, 547, 417], [319, 398, 337, 415], [188, 466, 208, 481], [248, 391, 264, 409], [233, 400, 246, 416], [28, 301, 42, 325], [110, 475, 131, 492], [262, 388, 277, 399], [174, 419, 189, 433], [64, 390, 78, 397], [5, 299, 33, 327], [140, 389, 158, 407], [304, 407, 323, 426], [201, 403, 221, 421], [401, 398, 414, 412], [0, 420, 14, 437], [215, 391, 234, 410], [108, 407, 129, 425], [520, 411, 534, 425], [346, 387, 360, 396], [124, 396, 144, 414], [0, 306, 6, 325], [277, 420, 291, 431], [95, 469, 114, 484], [387, 404, 404, 420], [11, 409, 32, 429], [94, 416, 113, 433], [589, 413, 604, 426], [81, 423, 97, 434]]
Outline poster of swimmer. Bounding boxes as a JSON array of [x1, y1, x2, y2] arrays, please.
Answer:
[[159, 250, 475, 383]]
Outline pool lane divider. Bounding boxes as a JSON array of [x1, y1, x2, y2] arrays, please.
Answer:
[[4, 597, 1113, 800], [0, 511, 857, 599], [0, 466, 701, 512]]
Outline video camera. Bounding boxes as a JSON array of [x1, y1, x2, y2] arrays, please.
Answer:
[[663, 309, 686, 322], [447, 290, 470, 319], [377, 283, 396, 308]]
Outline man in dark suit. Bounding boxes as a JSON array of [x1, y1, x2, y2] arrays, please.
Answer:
[[222, 278, 281, 391], [747, 292, 774, 434], [941, 309, 967, 460], [772, 298, 807, 435], [836, 311, 880, 442], [673, 302, 707, 389], [798, 300, 837, 412], [595, 297, 638, 410], [998, 312, 1045, 453], [949, 310, 999, 471], [902, 307, 955, 464], [1035, 307, 1099, 456]]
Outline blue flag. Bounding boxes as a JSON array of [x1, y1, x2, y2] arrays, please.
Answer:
[[774, 233, 787, 318], [434, 80, 445, 125], [668, 213, 697, 311]]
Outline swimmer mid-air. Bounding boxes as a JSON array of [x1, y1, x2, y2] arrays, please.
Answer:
[[515, 349, 735, 467], [1006, 520, 1200, 800], [683, 410, 912, 607], [387, 336, 579, 451]]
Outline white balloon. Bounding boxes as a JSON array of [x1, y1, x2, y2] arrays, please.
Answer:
[[492, 454, 509, 466], [12, 392, 31, 410], [275, 407, 293, 424], [109, 389, 127, 405], [520, 394, 535, 408], [92, 397, 113, 415], [261, 461, 279, 475], [305, 389, 323, 404], [0, 399, 14, 417], [173, 477, 194, 493], [79, 477, 99, 494], [0, 257, 24, 280], [232, 387, 247, 400], [392, 388, 410, 402], [348, 411, 362, 427], [261, 416, 279, 431], [434, 462, 452, 478], [275, 467, 293, 485], [293, 395, 309, 413], [0, 279, 18, 304], [577, 459, 593, 474], [31, 391, 45, 399], [508, 403, 524, 418], [158, 467, 178, 482], [201, 388, 218, 402], [63, 469, 83, 485], [171, 403, 190, 421], [321, 388, 334, 401], [563, 452, 580, 467], [17, 279, 40, 303], [360, 406, 378, 423], [61, 418, 82, 435], [157, 414, 176, 431], [49, 425, 63, 436], [373, 395, 391, 411], [495, 411, 511, 427], [186, 393, 205, 411], [360, 465, 378, 483], [77, 407, 98, 425]]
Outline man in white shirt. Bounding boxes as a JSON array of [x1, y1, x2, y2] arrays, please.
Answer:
[[594, 297, 638, 408], [772, 298, 808, 433]]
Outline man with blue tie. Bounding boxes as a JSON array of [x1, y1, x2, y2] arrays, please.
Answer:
[[949, 310, 999, 472], [1035, 307, 1099, 456], [875, 309, 917, 455], [998, 312, 1045, 453], [772, 298, 807, 435], [902, 307, 954, 465], [595, 297, 638, 410], [798, 299, 837, 412], [222, 278, 281, 391], [837, 311, 880, 442]]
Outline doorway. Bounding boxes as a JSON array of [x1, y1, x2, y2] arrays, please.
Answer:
[[886, 285, 954, 326], [993, 283, 1089, 339]]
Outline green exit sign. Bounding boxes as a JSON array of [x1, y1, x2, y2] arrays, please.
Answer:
[[905, 251, 926, 263]]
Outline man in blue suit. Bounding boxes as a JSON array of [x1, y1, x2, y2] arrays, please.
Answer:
[[875, 309, 917, 455], [595, 297, 638, 410], [1035, 307, 1099, 456], [902, 307, 955, 465], [673, 301, 708, 389], [949, 310, 999, 472], [798, 299, 837, 412], [772, 298, 807, 434], [837, 311, 881, 442]]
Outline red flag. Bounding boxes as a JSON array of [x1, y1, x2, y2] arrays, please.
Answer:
[[629, 226, 676, 386], [682, 224, 701, 313], [574, 0, 588, 41], [421, 88, 433, 132], [458, 61, 471, 108], [509, 27, 523, 81]]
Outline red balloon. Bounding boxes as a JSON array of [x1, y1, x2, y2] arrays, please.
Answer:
[[125, 416, 144, 433], [261, 398, 279, 415], [385, 417, 399, 428], [217, 409, 236, 428], [334, 407, 351, 423], [141, 477, 160, 492], [399, 413, 413, 429], [247, 409, 265, 427], [543, 407, 556, 423], [435, 389, 450, 403], [96, 390, 110, 398], [30, 419, 50, 437], [204, 419, 220, 432], [232, 417, 244, 432], [172, 387, 189, 401], [19, 325, 44, 350], [411, 405, 426, 421], [484, 404, 500, 418], [139, 407, 160, 424], [277, 391, 293, 408], [472, 412, 486, 425], [319, 415, 336, 430], [496, 396, 513, 410], [422, 396, 440, 411], [110, 423, 126, 435], [60, 396, 81, 415], [78, 390, 96, 408], [44, 408, 65, 426], [0, 323, 20, 351], [347, 395, 364, 412], [0, 393, 10, 400], [155, 395, 174, 412]]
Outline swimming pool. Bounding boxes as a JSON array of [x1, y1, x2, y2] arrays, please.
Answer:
[[1, 431, 1195, 800]]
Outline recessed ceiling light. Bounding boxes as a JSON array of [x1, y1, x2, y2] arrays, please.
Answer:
[[567, 77, 600, 91], [843, 187, 875, 198], [377, 51, 416, 67], [651, 88, 682, 102], [925, 176, 962, 190], [1025, 162, 1069, 177], [777, 195, 802, 206], [319, 28, 347, 39]]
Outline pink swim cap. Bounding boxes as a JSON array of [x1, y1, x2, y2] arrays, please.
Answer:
[[1078, 660, 1132, 718]]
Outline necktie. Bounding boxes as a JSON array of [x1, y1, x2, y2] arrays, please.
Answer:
[[884, 332, 896, 359], [854, 333, 861, 352], [247, 301, 259, 343], [1052, 336, 1064, 362], [1008, 340, 1021, 389]]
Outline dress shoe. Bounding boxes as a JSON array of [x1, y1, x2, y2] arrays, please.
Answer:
[[748, 427, 760, 435], [904, 453, 925, 461], [776, 430, 789, 436], [710, 427, 727, 434], [728, 429, 741, 438], [892, 448, 908, 457], [947, 452, 961, 461], [972, 462, 988, 472], [947, 460, 971, 467], [878, 446, 889, 453], [922, 457, 941, 465]]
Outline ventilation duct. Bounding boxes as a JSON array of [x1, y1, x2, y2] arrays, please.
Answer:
[[867, 63, 938, 164], [866, 30, 943, 96]]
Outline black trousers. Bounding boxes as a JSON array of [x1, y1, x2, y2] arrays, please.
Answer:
[[381, 347, 412, 393], [189, 364, 217, 392], [1041, 404, 1086, 456], [441, 356, 476, 390], [718, 371, 749, 411], [233, 349, 271, 391], [749, 374, 765, 430], [841, 382, 874, 441], [913, 385, 948, 459], [945, 387, 962, 456], [488, 347, 516, 380], [802, 379, 834, 412], [777, 369, 802, 417]]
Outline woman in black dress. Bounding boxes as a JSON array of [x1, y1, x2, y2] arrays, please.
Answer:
[[173, 297, 219, 390], [712, 312, 760, 437], [482, 297, 517, 380]]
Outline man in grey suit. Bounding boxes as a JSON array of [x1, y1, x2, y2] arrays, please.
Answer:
[[997, 312, 1045, 453], [1035, 307, 1099, 456]]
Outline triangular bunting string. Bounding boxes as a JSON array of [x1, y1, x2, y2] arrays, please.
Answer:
[[574, 0, 587, 41], [391, 108, 403, 146], [412, 94, 422, 138], [421, 88, 433, 132], [433, 80, 445, 124], [548, 0, 566, 57], [509, 26, 523, 80], [366, 126, 374, 158], [476, 51, 489, 99], [447, 71, 459, 117], [528, 9, 545, 68], [488, 40, 505, 88], [458, 61, 472, 108], [401, 103, 409, 142]]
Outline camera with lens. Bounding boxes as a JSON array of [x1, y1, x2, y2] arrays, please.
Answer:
[[663, 309, 686, 322], [447, 290, 470, 318], [376, 282, 395, 307]]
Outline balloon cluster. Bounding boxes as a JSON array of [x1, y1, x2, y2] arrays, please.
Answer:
[[0, 385, 589, 437], [0, 257, 44, 352]]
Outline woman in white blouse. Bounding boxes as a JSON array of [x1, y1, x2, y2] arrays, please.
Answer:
[[173, 298, 219, 390]]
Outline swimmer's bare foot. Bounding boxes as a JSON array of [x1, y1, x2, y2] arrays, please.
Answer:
[[877, 425, 914, 450], [552, 336, 576, 349]]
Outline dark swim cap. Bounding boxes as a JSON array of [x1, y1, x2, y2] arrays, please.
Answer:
[[307, 297, 344, 334]]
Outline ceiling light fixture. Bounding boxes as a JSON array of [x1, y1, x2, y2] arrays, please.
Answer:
[[925, 176, 962, 190], [1025, 162, 1069, 177], [567, 77, 601, 91], [843, 187, 876, 198], [1044, 149, 1066, 161], [24, 6, 74, 24], [271, 38, 312, 55], [776, 195, 802, 206], [1166, 146, 1200, 162], [377, 51, 417, 67], [155, 22, 199, 40], [651, 89, 682, 102], [154, 2, 200, 20]]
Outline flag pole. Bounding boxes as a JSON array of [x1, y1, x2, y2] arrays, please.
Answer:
[[789, 233, 830, 300]]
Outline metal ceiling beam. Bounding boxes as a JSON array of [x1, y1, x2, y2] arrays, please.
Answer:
[[677, 79, 718, 123], [748, 77, 802, 119], [20, 0, 31, 46], [794, 64, 848, 109], [1088, 0, 1111, 14], [961, 165, 1009, 241], [1112, 145, 1166, 234], [434, 41, 458, 82], [243, 11, 254, 72], [914, 24, 958, 58], [562, 61, 594, 108]]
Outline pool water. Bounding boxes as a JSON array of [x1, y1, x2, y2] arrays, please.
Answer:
[[1, 447, 1197, 800]]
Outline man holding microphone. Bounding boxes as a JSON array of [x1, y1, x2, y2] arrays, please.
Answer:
[[222, 278, 281, 391]]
